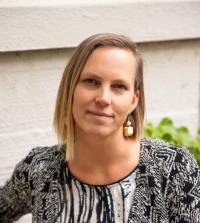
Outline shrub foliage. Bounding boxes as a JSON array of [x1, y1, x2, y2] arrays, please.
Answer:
[[144, 117, 200, 166]]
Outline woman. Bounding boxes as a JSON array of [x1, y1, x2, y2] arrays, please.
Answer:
[[0, 33, 199, 223]]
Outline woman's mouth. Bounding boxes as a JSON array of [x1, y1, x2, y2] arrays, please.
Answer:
[[87, 111, 114, 120], [89, 111, 113, 117]]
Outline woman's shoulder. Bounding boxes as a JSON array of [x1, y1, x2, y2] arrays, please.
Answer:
[[141, 137, 180, 151], [19, 144, 66, 177], [141, 137, 192, 156], [140, 137, 198, 170], [25, 144, 65, 162]]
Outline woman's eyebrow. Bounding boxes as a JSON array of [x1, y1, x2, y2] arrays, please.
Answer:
[[112, 79, 130, 84], [81, 72, 102, 80], [81, 72, 130, 84]]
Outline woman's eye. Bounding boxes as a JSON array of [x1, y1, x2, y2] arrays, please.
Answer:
[[83, 78, 99, 86], [113, 84, 127, 90]]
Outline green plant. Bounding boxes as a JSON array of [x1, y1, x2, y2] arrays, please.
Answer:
[[144, 117, 200, 166]]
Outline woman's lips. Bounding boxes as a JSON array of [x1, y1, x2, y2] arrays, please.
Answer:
[[87, 111, 114, 119]]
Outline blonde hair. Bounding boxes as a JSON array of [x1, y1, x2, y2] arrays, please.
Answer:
[[53, 33, 145, 160]]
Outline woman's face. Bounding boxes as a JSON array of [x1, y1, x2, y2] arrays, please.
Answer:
[[72, 47, 139, 138]]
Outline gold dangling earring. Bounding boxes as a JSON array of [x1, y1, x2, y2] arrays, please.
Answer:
[[123, 116, 134, 137]]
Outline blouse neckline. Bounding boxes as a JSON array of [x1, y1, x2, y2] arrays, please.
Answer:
[[65, 138, 144, 187]]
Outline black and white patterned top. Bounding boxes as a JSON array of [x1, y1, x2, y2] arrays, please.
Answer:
[[0, 138, 200, 223], [62, 164, 136, 222]]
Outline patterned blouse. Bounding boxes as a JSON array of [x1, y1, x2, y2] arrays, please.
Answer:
[[62, 164, 136, 222], [0, 138, 200, 223]]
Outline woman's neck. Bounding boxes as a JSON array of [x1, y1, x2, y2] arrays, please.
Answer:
[[77, 132, 134, 161], [68, 132, 141, 185]]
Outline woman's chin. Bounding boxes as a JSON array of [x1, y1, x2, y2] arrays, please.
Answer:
[[86, 130, 112, 138], [83, 127, 121, 139], [75, 124, 122, 139]]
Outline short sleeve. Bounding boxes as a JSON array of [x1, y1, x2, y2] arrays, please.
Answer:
[[0, 152, 32, 223], [166, 147, 200, 223]]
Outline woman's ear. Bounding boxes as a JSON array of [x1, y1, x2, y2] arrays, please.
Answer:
[[129, 90, 140, 113]]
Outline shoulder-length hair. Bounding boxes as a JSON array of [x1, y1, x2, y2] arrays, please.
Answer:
[[53, 33, 145, 160]]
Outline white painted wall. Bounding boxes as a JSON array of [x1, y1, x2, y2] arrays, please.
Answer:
[[141, 40, 200, 130], [0, 0, 200, 52], [0, 1, 200, 222], [0, 49, 70, 222]]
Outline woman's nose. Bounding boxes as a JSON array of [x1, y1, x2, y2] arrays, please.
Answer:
[[95, 88, 111, 106]]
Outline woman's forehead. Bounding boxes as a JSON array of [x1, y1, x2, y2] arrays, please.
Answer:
[[80, 47, 137, 79], [87, 46, 135, 61]]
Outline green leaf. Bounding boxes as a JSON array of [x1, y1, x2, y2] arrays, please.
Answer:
[[197, 129, 200, 141], [144, 117, 200, 166], [159, 117, 174, 126]]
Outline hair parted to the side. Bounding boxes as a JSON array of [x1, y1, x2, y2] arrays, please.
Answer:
[[53, 33, 145, 160]]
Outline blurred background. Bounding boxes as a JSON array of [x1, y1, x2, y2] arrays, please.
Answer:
[[0, 0, 200, 222]]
